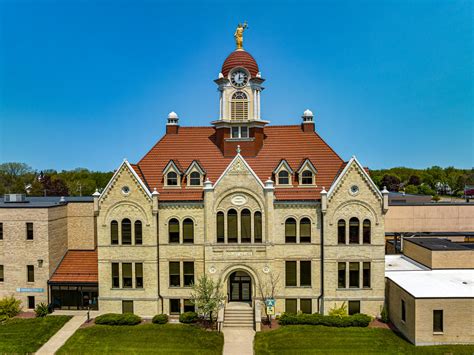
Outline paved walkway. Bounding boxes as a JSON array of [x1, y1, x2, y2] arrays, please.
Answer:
[[222, 327, 255, 355], [36, 314, 87, 355]]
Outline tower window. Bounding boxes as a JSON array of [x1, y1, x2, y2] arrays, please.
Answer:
[[278, 171, 290, 185], [231, 126, 249, 139], [231, 91, 248, 120], [167, 172, 178, 186]]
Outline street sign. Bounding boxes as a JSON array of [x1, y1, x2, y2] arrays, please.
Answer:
[[266, 306, 275, 315], [265, 298, 275, 307]]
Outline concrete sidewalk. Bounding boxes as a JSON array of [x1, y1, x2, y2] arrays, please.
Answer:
[[36, 314, 87, 355], [222, 327, 255, 355]]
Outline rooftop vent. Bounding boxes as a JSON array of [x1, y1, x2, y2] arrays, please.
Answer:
[[4, 194, 27, 203]]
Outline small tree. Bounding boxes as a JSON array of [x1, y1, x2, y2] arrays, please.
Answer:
[[257, 271, 280, 327], [190, 274, 225, 323]]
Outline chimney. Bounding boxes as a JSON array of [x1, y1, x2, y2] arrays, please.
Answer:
[[301, 109, 315, 132], [166, 111, 179, 134]]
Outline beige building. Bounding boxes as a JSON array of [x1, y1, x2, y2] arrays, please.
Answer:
[[0, 195, 96, 310], [94, 33, 388, 323], [385, 238, 474, 345]]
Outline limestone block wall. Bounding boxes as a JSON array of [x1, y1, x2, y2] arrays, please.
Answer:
[[323, 162, 386, 316], [67, 202, 96, 250], [386, 279, 416, 344], [97, 164, 159, 317], [0, 207, 54, 308]]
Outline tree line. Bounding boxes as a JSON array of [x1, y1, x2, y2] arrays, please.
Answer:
[[0, 162, 473, 198], [369, 166, 474, 198]]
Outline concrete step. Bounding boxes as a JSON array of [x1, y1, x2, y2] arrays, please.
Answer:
[[224, 323, 254, 328], [225, 310, 253, 314], [224, 314, 254, 319]]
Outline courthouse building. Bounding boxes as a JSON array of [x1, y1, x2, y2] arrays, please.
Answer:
[[94, 30, 388, 319]]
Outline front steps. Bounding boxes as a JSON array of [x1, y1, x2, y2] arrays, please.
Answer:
[[224, 302, 254, 328]]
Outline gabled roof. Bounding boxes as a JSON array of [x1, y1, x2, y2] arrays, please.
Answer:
[[49, 250, 98, 284], [184, 160, 206, 175], [296, 158, 318, 174], [214, 153, 265, 188], [101, 159, 151, 200], [273, 159, 294, 174], [135, 125, 344, 201], [162, 160, 183, 175], [327, 156, 381, 200]]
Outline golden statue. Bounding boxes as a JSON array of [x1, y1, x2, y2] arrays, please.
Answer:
[[234, 21, 248, 50]]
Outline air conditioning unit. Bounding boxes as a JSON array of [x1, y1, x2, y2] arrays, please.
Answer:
[[4, 194, 26, 203]]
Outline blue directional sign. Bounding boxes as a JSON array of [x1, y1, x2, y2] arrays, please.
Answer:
[[16, 288, 44, 293], [265, 298, 275, 307]]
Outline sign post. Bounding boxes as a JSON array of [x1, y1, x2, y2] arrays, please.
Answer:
[[264, 298, 276, 328]]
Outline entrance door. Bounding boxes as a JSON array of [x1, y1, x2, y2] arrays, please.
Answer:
[[229, 271, 252, 302]]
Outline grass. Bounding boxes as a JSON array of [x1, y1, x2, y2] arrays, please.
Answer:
[[57, 323, 224, 355], [0, 315, 72, 354], [255, 325, 474, 355]]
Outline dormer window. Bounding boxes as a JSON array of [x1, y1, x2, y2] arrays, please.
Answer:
[[278, 171, 290, 185], [301, 170, 313, 185], [184, 160, 206, 187], [163, 160, 182, 187], [167, 172, 178, 186], [273, 159, 294, 186], [189, 172, 201, 186], [297, 158, 317, 186]]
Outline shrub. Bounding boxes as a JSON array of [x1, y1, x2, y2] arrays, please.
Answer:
[[0, 296, 22, 318], [328, 302, 347, 318], [152, 314, 168, 324], [0, 315, 8, 323], [380, 305, 389, 323], [95, 313, 141, 326], [179, 311, 198, 324], [278, 312, 371, 327], [35, 303, 50, 318]]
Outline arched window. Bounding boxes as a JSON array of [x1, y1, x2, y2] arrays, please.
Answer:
[[254, 211, 262, 243], [189, 171, 201, 186], [217, 212, 224, 243], [285, 218, 297, 243], [134, 221, 142, 245], [300, 218, 311, 243], [121, 218, 132, 245], [349, 217, 359, 244], [169, 218, 179, 243], [241, 209, 251, 243], [231, 91, 248, 120], [338, 220, 346, 244], [183, 218, 194, 243], [167, 171, 178, 186], [363, 219, 371, 244], [111, 220, 118, 245], [278, 171, 290, 185], [301, 170, 313, 185], [227, 209, 238, 243]]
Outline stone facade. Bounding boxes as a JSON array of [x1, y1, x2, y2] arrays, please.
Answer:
[[96, 156, 386, 317]]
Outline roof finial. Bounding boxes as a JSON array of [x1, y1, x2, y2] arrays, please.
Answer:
[[236, 145, 241, 154], [234, 21, 248, 50]]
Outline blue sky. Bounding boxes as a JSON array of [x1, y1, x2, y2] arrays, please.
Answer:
[[0, 0, 472, 171]]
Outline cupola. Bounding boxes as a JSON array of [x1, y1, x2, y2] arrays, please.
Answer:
[[301, 109, 315, 133], [166, 111, 179, 134]]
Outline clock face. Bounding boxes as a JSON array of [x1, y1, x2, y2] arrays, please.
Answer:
[[230, 69, 249, 88]]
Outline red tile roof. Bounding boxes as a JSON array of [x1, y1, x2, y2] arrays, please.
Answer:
[[135, 125, 344, 201], [222, 50, 259, 77], [50, 250, 98, 284]]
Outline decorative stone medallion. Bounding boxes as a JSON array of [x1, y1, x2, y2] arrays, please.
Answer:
[[231, 194, 247, 206], [208, 266, 217, 274], [121, 186, 131, 195], [262, 266, 270, 274], [349, 185, 359, 196]]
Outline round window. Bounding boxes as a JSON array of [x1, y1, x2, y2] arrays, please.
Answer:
[[350, 185, 359, 195], [121, 186, 130, 195]]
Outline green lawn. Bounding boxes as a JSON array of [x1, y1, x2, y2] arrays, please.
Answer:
[[255, 325, 474, 355], [57, 323, 224, 355], [0, 315, 72, 354]]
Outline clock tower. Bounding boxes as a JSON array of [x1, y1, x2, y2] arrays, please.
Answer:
[[213, 23, 268, 157]]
